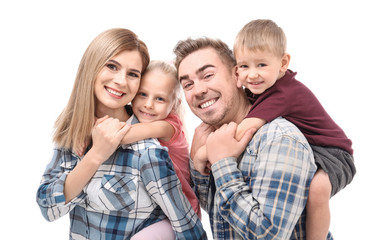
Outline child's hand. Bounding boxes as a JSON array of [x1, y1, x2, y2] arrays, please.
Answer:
[[206, 122, 255, 165], [193, 146, 211, 175]]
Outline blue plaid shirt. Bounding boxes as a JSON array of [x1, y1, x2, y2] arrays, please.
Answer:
[[192, 117, 333, 239], [37, 114, 206, 240]]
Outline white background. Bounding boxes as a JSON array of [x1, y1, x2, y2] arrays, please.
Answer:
[[1, 1, 381, 239]]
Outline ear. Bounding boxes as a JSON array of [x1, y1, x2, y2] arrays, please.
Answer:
[[234, 66, 243, 88], [280, 53, 291, 72]]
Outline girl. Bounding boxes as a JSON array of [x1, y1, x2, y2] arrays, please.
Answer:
[[119, 61, 201, 239], [36, 28, 206, 240]]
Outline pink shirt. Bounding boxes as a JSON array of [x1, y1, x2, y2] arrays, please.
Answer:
[[159, 114, 201, 218]]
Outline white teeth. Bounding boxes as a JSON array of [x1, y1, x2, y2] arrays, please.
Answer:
[[200, 99, 216, 109], [106, 88, 123, 96]]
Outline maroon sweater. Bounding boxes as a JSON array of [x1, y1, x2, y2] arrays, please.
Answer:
[[246, 69, 353, 154]]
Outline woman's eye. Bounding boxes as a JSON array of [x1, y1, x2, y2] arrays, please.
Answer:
[[128, 72, 140, 78], [107, 64, 117, 71]]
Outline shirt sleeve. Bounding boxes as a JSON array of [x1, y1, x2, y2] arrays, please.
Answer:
[[138, 145, 207, 240], [211, 132, 316, 239], [36, 148, 86, 221], [189, 158, 211, 212]]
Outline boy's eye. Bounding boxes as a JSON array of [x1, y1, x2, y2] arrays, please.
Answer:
[[156, 97, 165, 102], [239, 64, 248, 68], [258, 63, 266, 67], [138, 92, 147, 97]]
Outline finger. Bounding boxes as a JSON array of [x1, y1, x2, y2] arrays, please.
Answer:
[[95, 115, 109, 126], [238, 127, 256, 147], [116, 123, 131, 140]]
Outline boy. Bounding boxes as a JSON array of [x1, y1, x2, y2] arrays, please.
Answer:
[[234, 19, 356, 239]]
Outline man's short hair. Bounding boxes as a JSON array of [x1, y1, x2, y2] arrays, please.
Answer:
[[173, 37, 236, 72]]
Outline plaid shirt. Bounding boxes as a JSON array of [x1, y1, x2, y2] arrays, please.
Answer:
[[192, 117, 333, 239], [37, 114, 206, 240]]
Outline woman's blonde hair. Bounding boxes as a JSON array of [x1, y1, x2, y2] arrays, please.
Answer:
[[53, 28, 150, 150], [234, 19, 287, 57]]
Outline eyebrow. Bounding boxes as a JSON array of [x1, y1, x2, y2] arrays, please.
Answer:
[[179, 64, 215, 82]]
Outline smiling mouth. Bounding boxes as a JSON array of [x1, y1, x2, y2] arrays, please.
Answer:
[[105, 87, 124, 97], [199, 99, 217, 109], [139, 110, 156, 117]]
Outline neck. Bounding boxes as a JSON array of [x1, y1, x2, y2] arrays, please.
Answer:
[[96, 105, 129, 122]]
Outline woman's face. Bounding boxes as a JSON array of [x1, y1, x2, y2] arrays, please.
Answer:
[[94, 50, 143, 118]]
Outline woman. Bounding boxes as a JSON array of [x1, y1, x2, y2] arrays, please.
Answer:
[[36, 28, 206, 239]]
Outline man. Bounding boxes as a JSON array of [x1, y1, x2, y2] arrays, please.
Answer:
[[174, 37, 332, 239]]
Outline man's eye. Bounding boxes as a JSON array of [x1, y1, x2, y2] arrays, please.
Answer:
[[182, 82, 193, 90], [204, 73, 214, 79]]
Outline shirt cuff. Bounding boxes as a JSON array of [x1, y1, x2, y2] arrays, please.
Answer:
[[211, 157, 243, 189]]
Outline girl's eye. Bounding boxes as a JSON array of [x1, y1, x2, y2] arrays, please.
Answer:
[[107, 64, 117, 71], [138, 92, 147, 97], [156, 97, 165, 102], [258, 63, 266, 67], [239, 64, 248, 68]]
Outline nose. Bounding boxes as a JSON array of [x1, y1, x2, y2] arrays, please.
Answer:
[[144, 98, 154, 109], [113, 72, 127, 86], [248, 68, 259, 79], [193, 80, 208, 97]]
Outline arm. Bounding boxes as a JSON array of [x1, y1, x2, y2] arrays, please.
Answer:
[[139, 146, 207, 239], [37, 117, 130, 221], [235, 117, 266, 140], [206, 121, 316, 239], [120, 120, 174, 144]]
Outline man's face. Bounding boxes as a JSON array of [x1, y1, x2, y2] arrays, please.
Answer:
[[178, 48, 238, 126]]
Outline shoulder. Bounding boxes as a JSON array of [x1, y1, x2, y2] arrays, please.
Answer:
[[253, 117, 311, 150]]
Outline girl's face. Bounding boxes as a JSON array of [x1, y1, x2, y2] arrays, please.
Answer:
[[94, 50, 143, 118], [132, 69, 177, 123]]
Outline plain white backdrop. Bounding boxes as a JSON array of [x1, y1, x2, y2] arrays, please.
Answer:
[[1, 0, 381, 239]]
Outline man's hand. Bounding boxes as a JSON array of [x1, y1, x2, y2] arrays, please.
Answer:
[[190, 123, 215, 159], [206, 122, 255, 165]]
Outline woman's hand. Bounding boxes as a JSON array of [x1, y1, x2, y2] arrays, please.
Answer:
[[90, 115, 131, 164]]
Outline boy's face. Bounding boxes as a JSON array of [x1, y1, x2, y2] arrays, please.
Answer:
[[235, 48, 289, 95]]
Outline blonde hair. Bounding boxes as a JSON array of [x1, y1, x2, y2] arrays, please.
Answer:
[[234, 19, 287, 57], [144, 60, 188, 137], [53, 28, 150, 149], [144, 60, 183, 116]]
